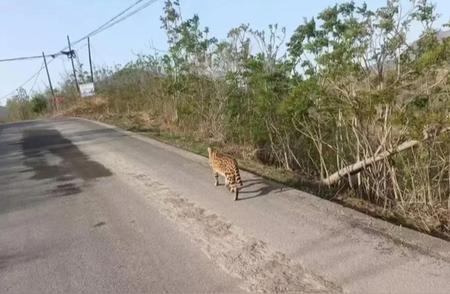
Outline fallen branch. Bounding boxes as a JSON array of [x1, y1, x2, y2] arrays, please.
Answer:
[[322, 126, 450, 186]]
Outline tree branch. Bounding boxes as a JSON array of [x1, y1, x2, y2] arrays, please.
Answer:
[[322, 126, 450, 186]]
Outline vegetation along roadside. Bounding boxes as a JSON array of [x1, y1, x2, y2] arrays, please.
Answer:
[[6, 0, 450, 240]]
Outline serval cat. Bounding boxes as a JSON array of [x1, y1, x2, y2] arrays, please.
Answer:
[[207, 147, 243, 200]]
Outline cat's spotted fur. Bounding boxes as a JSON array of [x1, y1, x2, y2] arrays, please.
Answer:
[[207, 147, 243, 200]]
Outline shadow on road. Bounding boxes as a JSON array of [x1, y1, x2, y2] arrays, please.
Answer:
[[20, 128, 112, 182], [0, 125, 114, 215], [237, 178, 289, 201]]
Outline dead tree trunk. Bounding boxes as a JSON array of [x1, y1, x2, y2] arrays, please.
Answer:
[[322, 126, 450, 186]]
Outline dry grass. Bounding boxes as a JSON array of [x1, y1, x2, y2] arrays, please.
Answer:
[[60, 97, 450, 241]]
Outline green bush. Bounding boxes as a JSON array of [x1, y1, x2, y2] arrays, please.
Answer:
[[49, 0, 450, 235], [30, 94, 48, 114]]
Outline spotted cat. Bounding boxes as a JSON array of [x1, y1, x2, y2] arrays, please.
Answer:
[[207, 147, 243, 200]]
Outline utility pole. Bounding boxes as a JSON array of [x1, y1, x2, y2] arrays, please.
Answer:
[[88, 37, 94, 84], [67, 35, 80, 95], [42, 52, 55, 98]]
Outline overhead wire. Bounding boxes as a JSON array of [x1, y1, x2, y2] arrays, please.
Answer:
[[0, 0, 152, 63], [0, 53, 61, 63], [0, 55, 61, 102], [1, 0, 161, 101], [63, 0, 159, 49], [28, 61, 46, 94], [70, 0, 147, 46], [82, 0, 160, 41], [0, 63, 46, 102]]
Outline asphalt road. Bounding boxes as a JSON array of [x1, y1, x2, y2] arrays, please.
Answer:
[[1, 118, 450, 293], [0, 119, 243, 293]]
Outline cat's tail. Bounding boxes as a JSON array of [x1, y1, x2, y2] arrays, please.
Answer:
[[234, 163, 243, 186]]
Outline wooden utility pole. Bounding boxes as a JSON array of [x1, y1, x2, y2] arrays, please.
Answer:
[[67, 35, 80, 95], [42, 52, 55, 98], [88, 37, 94, 84]]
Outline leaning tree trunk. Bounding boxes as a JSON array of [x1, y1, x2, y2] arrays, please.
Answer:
[[322, 126, 450, 186]]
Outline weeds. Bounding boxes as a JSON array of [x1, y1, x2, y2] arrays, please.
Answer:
[[9, 0, 450, 238]]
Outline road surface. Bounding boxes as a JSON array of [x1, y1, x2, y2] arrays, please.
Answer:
[[1, 118, 450, 293]]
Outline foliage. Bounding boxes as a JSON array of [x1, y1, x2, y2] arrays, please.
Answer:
[[53, 0, 450, 236], [6, 87, 33, 121], [30, 94, 48, 114]]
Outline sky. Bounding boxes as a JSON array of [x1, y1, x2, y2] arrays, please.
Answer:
[[1, 0, 450, 105]]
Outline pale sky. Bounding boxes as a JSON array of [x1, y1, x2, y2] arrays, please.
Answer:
[[1, 0, 450, 105]]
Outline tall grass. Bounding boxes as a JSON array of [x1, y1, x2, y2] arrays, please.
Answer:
[[14, 0, 450, 237]]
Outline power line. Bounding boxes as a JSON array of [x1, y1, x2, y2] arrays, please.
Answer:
[[1, 0, 161, 101], [0, 0, 157, 64], [0, 41, 89, 101], [0, 62, 47, 102], [80, 0, 160, 42], [0, 46, 79, 102], [0, 0, 154, 63], [0, 53, 61, 63], [71, 0, 146, 46], [0, 50, 71, 102], [66, 0, 159, 49], [28, 61, 45, 94]]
